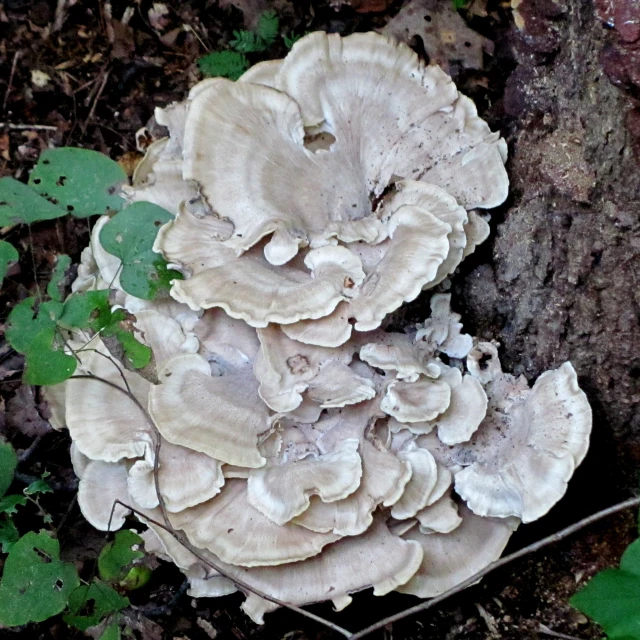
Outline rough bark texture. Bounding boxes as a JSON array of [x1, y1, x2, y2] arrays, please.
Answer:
[[461, 0, 640, 450]]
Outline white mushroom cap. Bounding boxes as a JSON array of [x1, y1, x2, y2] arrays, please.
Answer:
[[186, 564, 238, 598], [416, 293, 473, 359], [247, 437, 362, 525], [42, 382, 67, 430], [398, 505, 519, 598], [431, 372, 488, 445], [168, 479, 339, 567], [253, 324, 354, 413], [149, 353, 270, 468], [306, 360, 376, 408], [91, 215, 123, 290], [77, 460, 131, 531], [235, 518, 423, 624], [281, 301, 353, 348], [193, 308, 260, 368], [133, 308, 198, 370], [239, 59, 283, 87], [390, 444, 438, 520], [182, 78, 368, 259], [65, 338, 153, 462], [359, 333, 439, 383], [381, 377, 452, 423], [294, 440, 411, 536], [455, 362, 592, 523], [156, 205, 366, 324], [127, 439, 224, 513], [277, 33, 507, 209], [463, 211, 491, 258], [415, 488, 463, 534]]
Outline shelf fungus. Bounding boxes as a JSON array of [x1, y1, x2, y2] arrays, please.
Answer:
[[54, 30, 593, 627]]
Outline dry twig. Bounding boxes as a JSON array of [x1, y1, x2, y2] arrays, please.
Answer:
[[0, 123, 58, 131], [2, 52, 21, 112]]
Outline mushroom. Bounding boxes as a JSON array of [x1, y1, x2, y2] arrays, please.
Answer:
[[149, 352, 271, 468], [454, 359, 592, 522], [56, 28, 597, 627], [398, 505, 519, 598], [246, 436, 362, 525], [151, 31, 507, 343], [168, 479, 340, 566]]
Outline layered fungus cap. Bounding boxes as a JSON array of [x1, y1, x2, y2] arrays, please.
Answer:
[[52, 30, 592, 626], [141, 31, 506, 346]]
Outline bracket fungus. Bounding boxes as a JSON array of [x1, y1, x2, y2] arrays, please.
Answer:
[[53, 30, 593, 627]]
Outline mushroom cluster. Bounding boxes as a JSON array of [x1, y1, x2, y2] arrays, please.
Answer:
[[50, 31, 592, 624]]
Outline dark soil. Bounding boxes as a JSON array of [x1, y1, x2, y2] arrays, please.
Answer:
[[1, 0, 639, 639]]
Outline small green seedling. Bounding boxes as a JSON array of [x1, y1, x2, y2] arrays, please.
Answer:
[[198, 10, 281, 79]]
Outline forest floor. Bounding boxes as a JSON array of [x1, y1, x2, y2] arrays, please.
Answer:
[[1, 0, 639, 639]]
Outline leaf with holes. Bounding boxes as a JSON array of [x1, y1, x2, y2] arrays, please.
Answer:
[[29, 148, 127, 217], [64, 580, 129, 631], [198, 50, 250, 80], [47, 254, 72, 302], [99, 202, 181, 300], [0, 531, 80, 626], [98, 530, 145, 583], [0, 439, 17, 498], [0, 177, 66, 226], [0, 240, 19, 286], [571, 537, 640, 639]]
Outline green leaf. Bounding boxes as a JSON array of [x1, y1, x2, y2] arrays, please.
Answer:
[[98, 530, 144, 583], [197, 50, 250, 80], [0, 240, 19, 285], [99, 202, 180, 300], [0, 530, 80, 626], [106, 323, 152, 369], [256, 10, 279, 45], [0, 517, 20, 553], [230, 29, 264, 53], [100, 622, 122, 640], [0, 439, 17, 498], [571, 537, 640, 639], [0, 177, 66, 226], [118, 565, 152, 591], [29, 148, 127, 218], [47, 254, 72, 302], [23, 326, 77, 385], [24, 472, 53, 496], [452, 0, 469, 8], [0, 494, 28, 515], [64, 580, 129, 631], [57, 289, 111, 330], [7, 297, 62, 353]]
